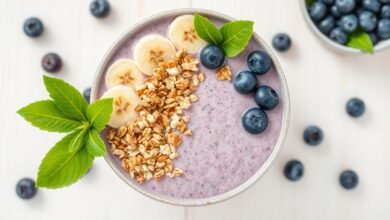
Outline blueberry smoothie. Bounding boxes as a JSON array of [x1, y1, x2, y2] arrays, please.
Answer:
[[97, 13, 286, 200]]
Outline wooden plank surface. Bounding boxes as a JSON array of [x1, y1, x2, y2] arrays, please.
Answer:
[[0, 0, 389, 219]]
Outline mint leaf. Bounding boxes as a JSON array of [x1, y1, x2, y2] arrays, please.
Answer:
[[306, 0, 315, 5], [86, 98, 113, 132], [347, 31, 374, 54], [194, 14, 223, 45], [43, 76, 88, 121], [36, 132, 94, 188], [17, 100, 82, 132], [220, 20, 254, 57], [68, 128, 88, 152], [86, 129, 106, 156]]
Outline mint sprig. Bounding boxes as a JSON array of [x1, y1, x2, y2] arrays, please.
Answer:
[[18, 76, 113, 188], [347, 30, 374, 54], [194, 14, 254, 58]]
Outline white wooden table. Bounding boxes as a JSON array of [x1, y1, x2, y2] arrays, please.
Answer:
[[1, 0, 389, 219]]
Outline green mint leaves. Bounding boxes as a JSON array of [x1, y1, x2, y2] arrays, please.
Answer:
[[194, 14, 254, 57], [306, 0, 316, 6], [18, 75, 113, 189], [347, 31, 374, 54]]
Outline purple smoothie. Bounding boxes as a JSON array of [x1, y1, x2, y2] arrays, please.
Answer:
[[98, 14, 284, 200]]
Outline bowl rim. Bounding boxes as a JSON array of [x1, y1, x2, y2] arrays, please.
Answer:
[[91, 8, 290, 207], [299, 0, 390, 54]]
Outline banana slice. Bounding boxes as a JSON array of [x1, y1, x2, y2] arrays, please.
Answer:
[[102, 86, 140, 128], [133, 35, 176, 76], [105, 59, 144, 90], [169, 15, 207, 53]]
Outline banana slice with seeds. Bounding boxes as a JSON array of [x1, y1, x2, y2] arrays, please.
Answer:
[[134, 34, 176, 76], [105, 59, 144, 90], [102, 86, 140, 128], [169, 15, 207, 53]]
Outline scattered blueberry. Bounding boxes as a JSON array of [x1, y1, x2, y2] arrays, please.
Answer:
[[377, 18, 390, 39], [336, 0, 357, 14], [309, 2, 328, 21], [254, 86, 279, 110], [247, 50, 272, 75], [284, 160, 304, 181], [303, 125, 324, 146], [42, 53, 62, 73], [362, 0, 382, 13], [83, 87, 92, 103], [329, 27, 349, 45], [90, 0, 110, 18], [381, 4, 390, 18], [200, 45, 225, 69], [272, 33, 292, 52], [339, 14, 359, 33], [23, 17, 44, 38], [322, 0, 336, 5], [346, 97, 365, 117], [318, 16, 336, 34], [359, 11, 378, 31], [241, 108, 268, 134], [340, 170, 359, 189], [331, 5, 343, 18], [16, 178, 37, 199], [233, 71, 257, 94], [369, 31, 380, 44]]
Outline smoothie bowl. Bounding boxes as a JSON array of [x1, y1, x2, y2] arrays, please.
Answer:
[[91, 9, 290, 206]]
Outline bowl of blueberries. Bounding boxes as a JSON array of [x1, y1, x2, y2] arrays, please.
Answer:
[[300, 0, 390, 54]]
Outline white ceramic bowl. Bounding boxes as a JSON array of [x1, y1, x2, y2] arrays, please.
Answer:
[[299, 0, 390, 54], [91, 8, 290, 206]]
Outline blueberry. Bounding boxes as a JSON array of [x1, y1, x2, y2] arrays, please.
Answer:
[[233, 71, 257, 94], [331, 5, 343, 18], [254, 86, 279, 110], [377, 18, 390, 39], [23, 17, 44, 38], [321, 0, 335, 5], [381, 4, 390, 18], [359, 11, 378, 31], [340, 170, 359, 189], [329, 27, 349, 45], [247, 50, 272, 75], [284, 160, 304, 181], [90, 0, 110, 18], [339, 14, 359, 33], [241, 108, 268, 134], [303, 125, 324, 146], [83, 87, 92, 104], [42, 53, 62, 73], [346, 98, 365, 117], [318, 16, 336, 34], [16, 178, 37, 199], [362, 0, 382, 12], [369, 31, 380, 44], [200, 45, 225, 69], [336, 0, 356, 14], [272, 33, 292, 52], [309, 2, 328, 21]]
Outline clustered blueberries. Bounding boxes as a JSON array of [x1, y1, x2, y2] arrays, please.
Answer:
[[308, 0, 390, 45]]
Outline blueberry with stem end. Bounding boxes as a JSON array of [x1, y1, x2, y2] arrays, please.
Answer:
[[233, 71, 257, 94], [303, 125, 324, 146], [340, 170, 359, 189], [247, 50, 272, 75], [200, 45, 225, 69], [346, 97, 365, 117], [23, 17, 44, 38], [284, 160, 304, 181], [16, 178, 37, 199], [339, 14, 359, 33], [90, 0, 110, 18], [254, 85, 279, 110], [241, 108, 268, 134], [42, 53, 62, 73], [272, 33, 292, 52], [359, 11, 378, 31]]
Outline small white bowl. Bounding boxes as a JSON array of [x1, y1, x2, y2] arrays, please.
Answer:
[[299, 0, 390, 54]]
